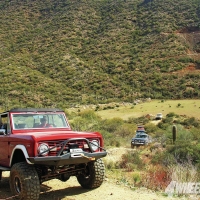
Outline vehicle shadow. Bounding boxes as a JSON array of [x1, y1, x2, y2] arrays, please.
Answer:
[[40, 184, 91, 200], [0, 174, 92, 200], [0, 176, 13, 199]]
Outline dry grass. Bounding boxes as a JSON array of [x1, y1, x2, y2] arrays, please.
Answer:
[[96, 100, 200, 120], [169, 162, 199, 183]]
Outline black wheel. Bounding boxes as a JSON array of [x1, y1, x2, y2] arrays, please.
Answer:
[[10, 162, 40, 200], [77, 158, 105, 189]]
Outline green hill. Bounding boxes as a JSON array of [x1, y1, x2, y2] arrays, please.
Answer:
[[0, 0, 200, 109]]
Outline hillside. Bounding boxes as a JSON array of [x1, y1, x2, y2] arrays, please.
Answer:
[[0, 0, 200, 109]]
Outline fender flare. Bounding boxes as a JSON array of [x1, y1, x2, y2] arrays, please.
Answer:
[[10, 145, 33, 166]]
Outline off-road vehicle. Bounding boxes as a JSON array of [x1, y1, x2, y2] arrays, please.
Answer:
[[131, 132, 152, 148], [0, 108, 107, 200], [155, 113, 163, 120]]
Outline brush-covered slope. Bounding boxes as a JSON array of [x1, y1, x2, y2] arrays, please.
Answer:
[[0, 0, 200, 109]]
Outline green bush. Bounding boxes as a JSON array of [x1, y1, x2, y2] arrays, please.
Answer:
[[114, 123, 136, 138], [100, 130, 114, 141], [166, 142, 200, 165], [119, 150, 144, 171], [109, 138, 121, 147], [181, 117, 200, 128], [78, 109, 101, 121], [157, 116, 174, 130], [70, 116, 89, 131], [190, 127, 200, 142], [102, 118, 124, 132], [166, 112, 179, 118], [151, 151, 176, 166], [164, 124, 192, 144], [144, 123, 160, 135], [126, 116, 149, 125], [132, 172, 142, 186]]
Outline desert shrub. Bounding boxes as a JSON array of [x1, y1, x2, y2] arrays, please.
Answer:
[[109, 138, 121, 147], [102, 118, 124, 132], [164, 125, 193, 145], [166, 142, 200, 165], [163, 116, 174, 124], [70, 116, 89, 131], [144, 123, 160, 136], [178, 57, 193, 63], [142, 165, 170, 191], [119, 150, 144, 171], [64, 110, 78, 120], [157, 121, 170, 130], [181, 117, 200, 128], [114, 123, 136, 138], [100, 130, 114, 145], [168, 162, 199, 183], [103, 105, 115, 110], [126, 116, 149, 125], [104, 160, 116, 170], [157, 113, 180, 130], [166, 112, 179, 118], [153, 131, 167, 141], [78, 109, 101, 121], [152, 122, 200, 166], [132, 172, 142, 186], [190, 127, 200, 142], [177, 103, 181, 107], [151, 151, 176, 166], [95, 105, 100, 111], [151, 151, 166, 165]]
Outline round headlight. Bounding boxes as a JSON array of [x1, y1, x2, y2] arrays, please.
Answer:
[[38, 143, 49, 156], [90, 140, 99, 151]]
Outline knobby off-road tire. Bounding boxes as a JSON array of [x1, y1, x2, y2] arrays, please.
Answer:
[[77, 158, 105, 189], [10, 162, 40, 200], [131, 144, 135, 148]]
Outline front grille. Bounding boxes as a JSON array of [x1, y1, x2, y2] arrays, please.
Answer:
[[38, 139, 93, 156], [134, 140, 144, 143], [48, 140, 67, 156]]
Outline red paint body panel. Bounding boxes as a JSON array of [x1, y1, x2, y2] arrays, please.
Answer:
[[0, 108, 105, 168]]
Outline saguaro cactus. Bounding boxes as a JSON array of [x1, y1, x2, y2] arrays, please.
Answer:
[[172, 124, 177, 144]]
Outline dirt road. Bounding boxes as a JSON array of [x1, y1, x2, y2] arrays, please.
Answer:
[[2, 169, 197, 200], [0, 148, 197, 200], [0, 172, 181, 200]]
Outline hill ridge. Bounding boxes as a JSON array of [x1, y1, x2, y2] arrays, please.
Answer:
[[0, 0, 200, 109]]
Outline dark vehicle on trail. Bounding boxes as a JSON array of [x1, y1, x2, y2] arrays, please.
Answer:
[[131, 133, 152, 148]]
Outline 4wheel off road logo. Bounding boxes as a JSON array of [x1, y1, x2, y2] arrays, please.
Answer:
[[165, 181, 200, 196]]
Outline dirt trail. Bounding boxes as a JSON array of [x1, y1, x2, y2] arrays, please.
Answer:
[[0, 172, 178, 200], [0, 148, 197, 200]]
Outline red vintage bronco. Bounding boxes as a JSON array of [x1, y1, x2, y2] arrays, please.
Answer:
[[0, 108, 107, 200]]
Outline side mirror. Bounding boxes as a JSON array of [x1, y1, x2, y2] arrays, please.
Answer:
[[0, 129, 6, 135]]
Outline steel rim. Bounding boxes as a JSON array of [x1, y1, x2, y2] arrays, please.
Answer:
[[14, 176, 21, 194]]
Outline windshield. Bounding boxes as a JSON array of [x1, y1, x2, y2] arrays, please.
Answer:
[[12, 113, 69, 129], [135, 135, 147, 139]]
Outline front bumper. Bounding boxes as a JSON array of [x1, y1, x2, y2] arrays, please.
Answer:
[[28, 151, 107, 166], [131, 141, 145, 146]]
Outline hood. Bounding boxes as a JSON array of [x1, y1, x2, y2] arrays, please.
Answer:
[[26, 130, 103, 142]]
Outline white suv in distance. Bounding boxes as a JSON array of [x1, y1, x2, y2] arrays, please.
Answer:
[[155, 113, 163, 120]]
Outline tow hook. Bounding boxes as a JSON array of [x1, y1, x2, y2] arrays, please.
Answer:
[[80, 153, 95, 161]]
